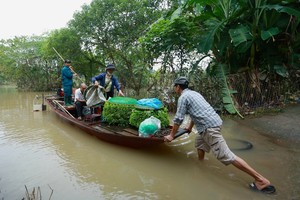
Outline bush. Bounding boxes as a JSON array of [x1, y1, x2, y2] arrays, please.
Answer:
[[102, 101, 136, 126]]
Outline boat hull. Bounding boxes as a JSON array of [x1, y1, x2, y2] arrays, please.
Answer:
[[45, 96, 165, 148]]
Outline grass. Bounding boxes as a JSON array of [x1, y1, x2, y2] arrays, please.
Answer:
[[22, 185, 53, 200], [0, 185, 53, 200]]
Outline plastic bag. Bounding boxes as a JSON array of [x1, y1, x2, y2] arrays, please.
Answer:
[[136, 98, 163, 109], [84, 85, 106, 107], [82, 106, 91, 116], [108, 97, 137, 105], [138, 116, 161, 137]]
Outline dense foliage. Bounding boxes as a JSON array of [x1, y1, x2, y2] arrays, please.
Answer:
[[0, 0, 299, 114], [68, 0, 169, 94], [0, 36, 59, 90], [102, 101, 136, 126], [141, 0, 300, 115], [0, 0, 171, 92]]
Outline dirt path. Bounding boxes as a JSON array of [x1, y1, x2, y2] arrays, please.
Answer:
[[234, 104, 300, 148]]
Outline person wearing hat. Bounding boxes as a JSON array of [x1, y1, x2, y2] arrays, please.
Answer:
[[164, 76, 276, 194], [61, 60, 77, 106], [92, 64, 124, 99]]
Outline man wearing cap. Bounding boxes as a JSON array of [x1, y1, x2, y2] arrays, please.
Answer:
[[164, 76, 276, 194], [61, 60, 77, 106], [92, 64, 124, 99]]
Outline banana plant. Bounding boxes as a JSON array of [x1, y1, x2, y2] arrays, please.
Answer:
[[213, 63, 244, 118], [142, 0, 299, 116], [178, 0, 299, 112]]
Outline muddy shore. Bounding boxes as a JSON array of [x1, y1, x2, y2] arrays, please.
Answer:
[[233, 103, 300, 149]]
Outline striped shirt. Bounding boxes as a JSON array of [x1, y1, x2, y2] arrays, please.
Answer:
[[173, 88, 222, 133]]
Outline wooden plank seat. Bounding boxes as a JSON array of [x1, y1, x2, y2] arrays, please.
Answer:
[[53, 100, 76, 110], [65, 105, 76, 111], [123, 128, 139, 136], [116, 131, 136, 137]]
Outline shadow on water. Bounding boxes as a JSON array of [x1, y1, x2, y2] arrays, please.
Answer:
[[0, 86, 299, 200]]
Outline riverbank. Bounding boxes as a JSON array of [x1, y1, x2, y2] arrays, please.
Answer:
[[233, 103, 300, 149]]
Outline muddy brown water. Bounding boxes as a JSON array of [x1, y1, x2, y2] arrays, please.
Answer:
[[0, 86, 299, 200]]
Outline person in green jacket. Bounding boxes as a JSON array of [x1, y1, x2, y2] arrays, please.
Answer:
[[61, 60, 77, 106]]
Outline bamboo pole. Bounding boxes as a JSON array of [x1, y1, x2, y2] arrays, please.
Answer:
[[53, 100, 75, 119], [52, 47, 85, 83]]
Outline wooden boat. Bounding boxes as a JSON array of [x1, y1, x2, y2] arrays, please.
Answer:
[[45, 95, 188, 148]]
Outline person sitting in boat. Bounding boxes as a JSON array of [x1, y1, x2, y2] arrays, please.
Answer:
[[75, 83, 87, 120], [92, 64, 124, 99], [56, 88, 64, 97]]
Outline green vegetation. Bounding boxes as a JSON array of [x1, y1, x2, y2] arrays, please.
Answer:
[[102, 101, 136, 126], [141, 0, 300, 115], [129, 107, 170, 128], [102, 98, 170, 128], [0, 0, 299, 115]]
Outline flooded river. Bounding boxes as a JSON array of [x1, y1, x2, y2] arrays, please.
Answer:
[[0, 86, 299, 200]]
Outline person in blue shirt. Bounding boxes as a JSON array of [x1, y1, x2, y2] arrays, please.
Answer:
[[92, 64, 124, 99], [61, 60, 77, 106], [164, 77, 276, 194]]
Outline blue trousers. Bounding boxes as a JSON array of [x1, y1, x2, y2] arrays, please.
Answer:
[[63, 85, 72, 105]]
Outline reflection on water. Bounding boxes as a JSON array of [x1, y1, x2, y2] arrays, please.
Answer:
[[0, 86, 299, 200]]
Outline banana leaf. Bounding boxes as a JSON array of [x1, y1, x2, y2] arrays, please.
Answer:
[[261, 27, 280, 41], [228, 25, 253, 53], [263, 5, 300, 21], [229, 25, 252, 47], [199, 18, 226, 53], [215, 63, 244, 118]]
